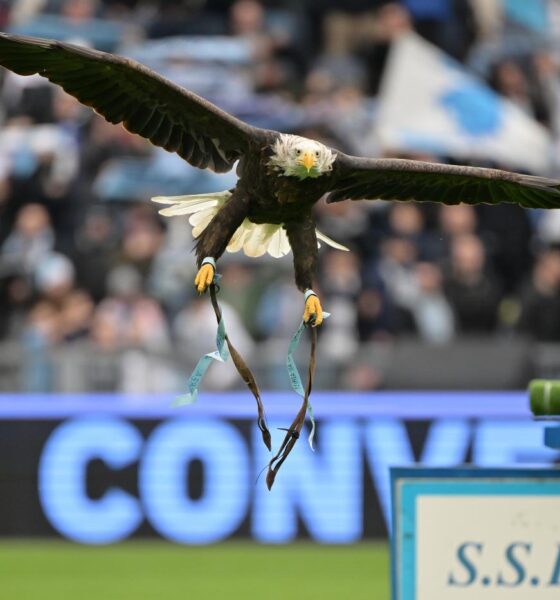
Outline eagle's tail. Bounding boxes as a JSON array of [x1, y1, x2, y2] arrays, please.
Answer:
[[151, 191, 349, 258]]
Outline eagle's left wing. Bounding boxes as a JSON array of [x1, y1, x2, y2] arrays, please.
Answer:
[[327, 155, 560, 209]]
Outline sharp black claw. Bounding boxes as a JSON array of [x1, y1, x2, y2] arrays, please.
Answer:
[[260, 422, 272, 451], [266, 469, 276, 490]]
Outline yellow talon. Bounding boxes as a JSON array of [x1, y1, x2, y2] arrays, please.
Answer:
[[303, 294, 323, 327], [194, 263, 215, 294]]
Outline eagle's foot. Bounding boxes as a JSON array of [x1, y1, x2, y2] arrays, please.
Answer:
[[194, 263, 215, 294], [303, 291, 323, 327]]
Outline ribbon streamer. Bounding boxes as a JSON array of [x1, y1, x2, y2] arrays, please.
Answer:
[[286, 313, 330, 450], [266, 325, 317, 490], [173, 315, 229, 407]]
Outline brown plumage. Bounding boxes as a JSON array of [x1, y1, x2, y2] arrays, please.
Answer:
[[1, 32, 560, 323]]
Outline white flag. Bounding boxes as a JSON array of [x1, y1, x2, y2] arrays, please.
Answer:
[[376, 33, 552, 173]]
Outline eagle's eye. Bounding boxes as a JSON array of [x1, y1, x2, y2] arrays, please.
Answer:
[[296, 149, 301, 155], [315, 151, 319, 157]]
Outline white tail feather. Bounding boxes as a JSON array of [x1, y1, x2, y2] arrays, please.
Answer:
[[152, 192, 231, 206], [268, 227, 291, 258], [157, 201, 219, 217], [191, 208, 219, 238], [244, 223, 279, 258], [316, 230, 350, 252], [152, 191, 348, 258], [226, 224, 250, 253]]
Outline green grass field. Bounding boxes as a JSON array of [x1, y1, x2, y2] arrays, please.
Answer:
[[0, 541, 389, 599]]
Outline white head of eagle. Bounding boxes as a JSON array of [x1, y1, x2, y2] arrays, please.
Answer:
[[268, 134, 336, 180]]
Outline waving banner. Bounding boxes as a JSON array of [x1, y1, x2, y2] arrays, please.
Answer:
[[377, 33, 552, 173]]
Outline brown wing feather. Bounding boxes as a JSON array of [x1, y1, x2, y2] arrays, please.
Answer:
[[327, 155, 560, 209], [0, 33, 267, 172]]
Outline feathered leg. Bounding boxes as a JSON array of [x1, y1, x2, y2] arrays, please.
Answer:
[[194, 190, 249, 292], [285, 214, 324, 326]]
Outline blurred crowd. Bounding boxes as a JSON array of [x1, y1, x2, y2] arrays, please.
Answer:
[[2, 0, 560, 392]]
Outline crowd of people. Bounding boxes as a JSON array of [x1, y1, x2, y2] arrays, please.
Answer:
[[1, 0, 560, 392]]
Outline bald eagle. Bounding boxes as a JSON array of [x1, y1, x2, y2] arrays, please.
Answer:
[[1, 33, 560, 325]]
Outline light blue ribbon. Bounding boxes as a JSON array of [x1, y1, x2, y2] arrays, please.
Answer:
[[173, 316, 229, 406], [286, 313, 330, 450]]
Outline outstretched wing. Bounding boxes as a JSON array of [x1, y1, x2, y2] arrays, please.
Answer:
[[0, 33, 266, 172], [327, 155, 560, 209]]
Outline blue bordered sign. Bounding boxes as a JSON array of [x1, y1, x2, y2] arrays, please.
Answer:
[[391, 468, 560, 600]]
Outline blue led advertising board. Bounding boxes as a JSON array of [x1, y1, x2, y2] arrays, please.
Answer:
[[0, 391, 557, 544]]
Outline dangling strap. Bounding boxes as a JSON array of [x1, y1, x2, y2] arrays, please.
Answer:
[[209, 283, 272, 451], [172, 313, 229, 406], [266, 325, 318, 490], [286, 313, 330, 450]]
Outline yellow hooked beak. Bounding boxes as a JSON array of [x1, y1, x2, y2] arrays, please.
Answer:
[[300, 152, 316, 172]]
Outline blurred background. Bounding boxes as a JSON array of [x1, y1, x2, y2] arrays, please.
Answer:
[[1, 0, 560, 392], [1, 1, 560, 599]]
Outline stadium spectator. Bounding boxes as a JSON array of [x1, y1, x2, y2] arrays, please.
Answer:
[[94, 264, 171, 352], [319, 250, 362, 360], [392, 261, 455, 343], [0, 273, 33, 339], [517, 248, 560, 341], [443, 233, 502, 333], [376, 235, 419, 311], [439, 204, 478, 239], [72, 207, 118, 302], [59, 288, 94, 342], [0, 203, 55, 277], [401, 0, 475, 58], [491, 59, 549, 124], [477, 204, 533, 294], [21, 299, 58, 391], [356, 287, 396, 341], [34, 251, 75, 304]]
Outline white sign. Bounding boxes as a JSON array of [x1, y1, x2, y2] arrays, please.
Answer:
[[392, 470, 560, 599]]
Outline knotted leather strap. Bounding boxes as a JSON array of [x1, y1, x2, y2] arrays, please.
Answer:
[[266, 325, 317, 490], [209, 283, 272, 451]]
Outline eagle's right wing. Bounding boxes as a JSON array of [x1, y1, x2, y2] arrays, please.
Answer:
[[0, 33, 268, 172]]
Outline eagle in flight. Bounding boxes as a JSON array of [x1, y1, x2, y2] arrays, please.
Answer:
[[1, 33, 560, 326]]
